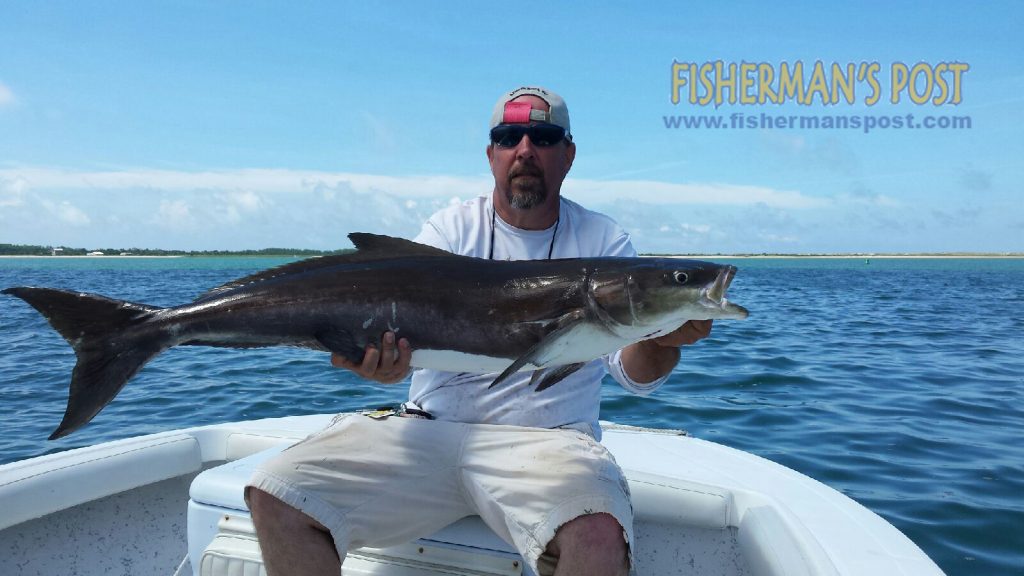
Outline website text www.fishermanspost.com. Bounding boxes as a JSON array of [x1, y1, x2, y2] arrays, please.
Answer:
[[662, 112, 971, 133], [667, 60, 972, 133]]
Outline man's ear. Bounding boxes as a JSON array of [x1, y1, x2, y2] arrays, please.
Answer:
[[564, 141, 576, 175]]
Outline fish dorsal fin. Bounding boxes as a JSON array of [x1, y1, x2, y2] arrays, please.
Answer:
[[193, 233, 455, 302], [347, 232, 454, 258]]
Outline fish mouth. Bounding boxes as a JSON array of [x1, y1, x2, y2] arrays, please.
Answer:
[[703, 265, 749, 319]]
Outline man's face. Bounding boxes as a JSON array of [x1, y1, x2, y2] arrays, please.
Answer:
[[487, 95, 576, 211]]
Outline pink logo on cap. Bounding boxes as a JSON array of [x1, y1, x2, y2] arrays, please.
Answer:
[[502, 102, 533, 124]]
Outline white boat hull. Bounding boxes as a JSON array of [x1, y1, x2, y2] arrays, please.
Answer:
[[0, 414, 944, 575]]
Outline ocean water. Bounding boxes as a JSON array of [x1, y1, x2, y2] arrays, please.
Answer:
[[1, 256, 1022, 575]]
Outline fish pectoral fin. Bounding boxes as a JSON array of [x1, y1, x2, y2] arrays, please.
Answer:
[[314, 327, 364, 364], [530, 363, 586, 392], [488, 309, 587, 389]]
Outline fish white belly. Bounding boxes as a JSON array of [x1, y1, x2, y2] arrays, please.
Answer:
[[408, 321, 670, 374], [410, 349, 520, 373]]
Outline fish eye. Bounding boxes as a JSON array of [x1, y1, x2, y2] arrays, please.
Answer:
[[672, 271, 689, 284]]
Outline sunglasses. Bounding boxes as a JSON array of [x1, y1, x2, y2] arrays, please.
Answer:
[[489, 123, 569, 148]]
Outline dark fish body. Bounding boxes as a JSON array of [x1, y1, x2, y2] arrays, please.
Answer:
[[3, 233, 748, 439]]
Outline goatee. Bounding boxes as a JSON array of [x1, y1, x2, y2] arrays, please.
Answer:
[[507, 166, 547, 209]]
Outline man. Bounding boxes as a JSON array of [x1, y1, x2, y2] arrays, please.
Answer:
[[246, 86, 712, 576]]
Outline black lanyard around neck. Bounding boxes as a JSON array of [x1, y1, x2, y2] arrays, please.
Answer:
[[488, 206, 559, 261]]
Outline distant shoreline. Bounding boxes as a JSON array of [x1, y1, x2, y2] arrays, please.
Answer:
[[0, 243, 349, 258], [0, 254, 186, 259]]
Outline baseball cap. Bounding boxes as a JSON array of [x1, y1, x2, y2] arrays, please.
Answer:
[[489, 86, 571, 139]]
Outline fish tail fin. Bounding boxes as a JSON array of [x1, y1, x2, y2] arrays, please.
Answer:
[[3, 287, 167, 439]]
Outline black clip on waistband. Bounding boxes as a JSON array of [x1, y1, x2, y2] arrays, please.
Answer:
[[402, 407, 435, 420]]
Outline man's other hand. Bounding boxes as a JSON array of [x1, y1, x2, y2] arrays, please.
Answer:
[[652, 319, 713, 348], [331, 331, 412, 384]]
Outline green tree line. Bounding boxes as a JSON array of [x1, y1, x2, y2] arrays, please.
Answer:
[[0, 243, 353, 257]]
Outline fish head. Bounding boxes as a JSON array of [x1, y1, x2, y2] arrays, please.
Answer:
[[589, 258, 749, 335]]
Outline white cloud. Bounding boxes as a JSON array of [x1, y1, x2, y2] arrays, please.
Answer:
[[0, 176, 28, 207], [0, 165, 837, 252], [215, 190, 266, 224], [657, 223, 712, 234], [8, 164, 1010, 254], [681, 223, 712, 234], [0, 82, 15, 107], [156, 199, 195, 230], [0, 167, 492, 200], [40, 199, 90, 226], [0, 167, 825, 210], [227, 190, 264, 212], [565, 179, 827, 209]]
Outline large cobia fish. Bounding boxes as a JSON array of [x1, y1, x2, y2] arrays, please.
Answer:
[[3, 233, 748, 440]]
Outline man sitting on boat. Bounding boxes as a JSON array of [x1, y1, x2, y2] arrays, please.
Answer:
[[245, 86, 713, 576]]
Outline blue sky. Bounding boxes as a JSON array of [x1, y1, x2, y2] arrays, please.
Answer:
[[1, 1, 1021, 253]]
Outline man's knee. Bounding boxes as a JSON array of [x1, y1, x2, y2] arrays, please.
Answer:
[[247, 488, 328, 532], [548, 512, 628, 559], [247, 487, 282, 521], [245, 488, 340, 574]]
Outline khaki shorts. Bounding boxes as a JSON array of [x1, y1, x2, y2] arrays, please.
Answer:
[[246, 413, 633, 575]]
